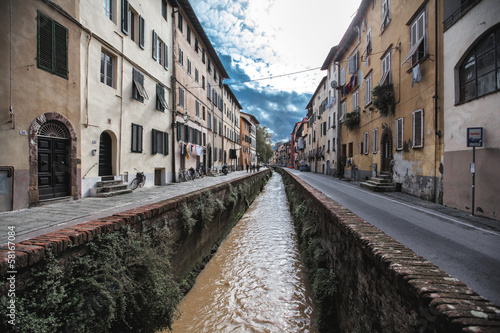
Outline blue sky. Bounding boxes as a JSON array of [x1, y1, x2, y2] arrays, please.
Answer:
[[190, 0, 362, 142]]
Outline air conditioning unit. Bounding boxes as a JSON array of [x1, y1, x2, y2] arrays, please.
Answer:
[[330, 80, 338, 89]]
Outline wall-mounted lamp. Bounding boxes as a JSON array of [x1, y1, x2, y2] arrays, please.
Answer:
[[183, 112, 190, 123], [92, 149, 97, 156]]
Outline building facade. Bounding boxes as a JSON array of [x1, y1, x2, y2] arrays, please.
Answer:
[[335, 0, 444, 201], [1, 0, 82, 211], [305, 76, 328, 173], [442, 0, 500, 220], [240, 112, 259, 166], [223, 84, 241, 171], [80, 0, 176, 197]]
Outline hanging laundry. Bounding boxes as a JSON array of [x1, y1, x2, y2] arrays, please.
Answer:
[[190, 144, 194, 156], [186, 144, 190, 159], [412, 64, 421, 88], [195, 145, 202, 156], [180, 143, 185, 155]]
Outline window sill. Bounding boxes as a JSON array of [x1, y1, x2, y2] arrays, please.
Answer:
[[406, 53, 430, 74]]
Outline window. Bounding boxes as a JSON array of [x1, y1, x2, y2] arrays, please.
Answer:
[[152, 129, 168, 155], [178, 47, 184, 66], [353, 90, 359, 111], [195, 68, 199, 83], [100, 50, 115, 88], [395, 117, 404, 150], [340, 67, 346, 85], [365, 71, 373, 105], [366, 29, 372, 55], [132, 68, 148, 102], [195, 100, 200, 117], [381, 0, 391, 31], [152, 31, 168, 70], [364, 132, 369, 154], [459, 26, 500, 103], [202, 106, 206, 120], [161, 0, 167, 21], [372, 128, 378, 153], [380, 51, 391, 85], [123, 4, 143, 48], [412, 109, 423, 148], [187, 58, 192, 75], [131, 123, 143, 153], [207, 82, 211, 100], [121, 0, 129, 35], [341, 101, 347, 121], [207, 113, 212, 130], [403, 10, 426, 66], [202, 48, 206, 63], [178, 87, 185, 108], [178, 12, 183, 32], [207, 59, 212, 73], [348, 142, 353, 157], [195, 38, 199, 53], [349, 51, 359, 74], [104, 0, 114, 21], [37, 11, 68, 79], [187, 25, 191, 44], [202, 76, 205, 89], [156, 84, 168, 112]]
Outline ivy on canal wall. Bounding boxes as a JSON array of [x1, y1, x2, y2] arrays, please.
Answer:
[[277, 167, 500, 333], [0, 170, 272, 333]]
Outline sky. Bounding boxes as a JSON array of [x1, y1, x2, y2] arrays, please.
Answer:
[[189, 0, 362, 143]]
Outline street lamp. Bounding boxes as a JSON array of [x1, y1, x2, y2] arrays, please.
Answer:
[[183, 112, 190, 123]]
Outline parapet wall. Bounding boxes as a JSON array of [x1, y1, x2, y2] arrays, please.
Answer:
[[278, 168, 500, 333], [0, 170, 271, 293]]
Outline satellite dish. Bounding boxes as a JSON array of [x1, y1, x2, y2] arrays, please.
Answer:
[[331, 80, 338, 88]]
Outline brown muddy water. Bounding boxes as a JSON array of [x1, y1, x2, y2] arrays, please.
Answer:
[[168, 173, 318, 332]]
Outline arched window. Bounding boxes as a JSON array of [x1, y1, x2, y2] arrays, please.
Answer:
[[459, 25, 500, 103]]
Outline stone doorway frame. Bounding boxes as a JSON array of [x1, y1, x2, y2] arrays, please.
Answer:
[[29, 113, 78, 205]]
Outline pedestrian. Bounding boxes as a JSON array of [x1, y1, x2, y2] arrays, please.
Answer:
[[246, 164, 249, 173]]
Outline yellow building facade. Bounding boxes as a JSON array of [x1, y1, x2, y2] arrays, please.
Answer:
[[336, 0, 444, 201]]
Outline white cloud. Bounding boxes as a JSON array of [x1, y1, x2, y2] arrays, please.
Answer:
[[190, 0, 361, 94]]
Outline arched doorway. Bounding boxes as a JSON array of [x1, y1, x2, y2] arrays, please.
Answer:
[[380, 128, 393, 172], [37, 120, 71, 201], [98, 131, 113, 176]]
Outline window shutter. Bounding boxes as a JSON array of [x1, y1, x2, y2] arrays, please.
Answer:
[[164, 132, 169, 155], [176, 122, 182, 141], [139, 16, 145, 49], [185, 124, 190, 142], [164, 44, 168, 69], [122, 0, 129, 35], [38, 12, 53, 71], [54, 22, 68, 78], [413, 109, 423, 148], [152, 30, 158, 60], [396, 118, 404, 150], [152, 129, 158, 154]]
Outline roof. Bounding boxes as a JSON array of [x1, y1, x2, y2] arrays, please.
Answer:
[[240, 112, 260, 125], [177, 0, 229, 78], [321, 45, 339, 70], [334, 0, 371, 62], [305, 76, 327, 109]]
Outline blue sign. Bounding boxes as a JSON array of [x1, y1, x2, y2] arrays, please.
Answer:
[[467, 127, 483, 147]]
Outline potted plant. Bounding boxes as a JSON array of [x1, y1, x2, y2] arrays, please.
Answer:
[[372, 84, 395, 116]]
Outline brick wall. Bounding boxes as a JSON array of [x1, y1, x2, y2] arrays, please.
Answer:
[[278, 168, 500, 333], [0, 170, 271, 294]]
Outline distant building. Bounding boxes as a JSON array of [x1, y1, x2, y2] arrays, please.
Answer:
[[240, 112, 259, 165], [305, 76, 328, 174]]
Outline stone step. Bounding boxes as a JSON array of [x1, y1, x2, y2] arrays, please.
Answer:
[[96, 184, 129, 193], [369, 177, 393, 184], [360, 181, 396, 192], [95, 188, 133, 197], [96, 180, 123, 187]]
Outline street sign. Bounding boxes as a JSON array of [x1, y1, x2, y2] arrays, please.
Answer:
[[467, 127, 484, 147]]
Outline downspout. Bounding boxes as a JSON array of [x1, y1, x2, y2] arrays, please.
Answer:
[[84, 34, 92, 128], [9, 0, 15, 129], [433, 0, 441, 202], [335, 61, 341, 177], [118, 34, 124, 177], [171, 4, 179, 182]]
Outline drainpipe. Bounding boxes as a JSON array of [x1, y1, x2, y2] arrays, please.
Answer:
[[9, 0, 15, 129], [433, 0, 441, 202], [171, 3, 179, 182], [118, 33, 124, 177], [335, 61, 341, 176], [84, 34, 92, 128]]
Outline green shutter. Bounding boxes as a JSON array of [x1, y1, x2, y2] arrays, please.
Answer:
[[152, 30, 158, 60], [37, 12, 53, 71], [164, 132, 169, 155], [164, 44, 169, 70], [139, 16, 145, 49], [54, 22, 68, 78], [152, 129, 157, 154], [122, 0, 129, 35]]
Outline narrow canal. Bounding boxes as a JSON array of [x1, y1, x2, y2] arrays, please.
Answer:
[[170, 172, 318, 332]]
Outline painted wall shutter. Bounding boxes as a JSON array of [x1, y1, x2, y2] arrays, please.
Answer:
[[152, 30, 158, 60], [152, 129, 158, 154], [164, 44, 169, 69], [122, 0, 129, 35], [139, 16, 145, 49], [164, 132, 169, 155]]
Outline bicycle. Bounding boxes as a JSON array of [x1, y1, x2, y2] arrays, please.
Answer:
[[130, 169, 146, 190], [178, 168, 191, 182]]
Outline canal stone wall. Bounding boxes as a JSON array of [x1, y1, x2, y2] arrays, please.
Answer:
[[277, 168, 500, 333], [0, 169, 271, 294]]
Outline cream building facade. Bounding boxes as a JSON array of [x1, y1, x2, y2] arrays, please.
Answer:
[[442, 0, 500, 220], [80, 0, 176, 197], [1, 0, 82, 211], [223, 84, 242, 171], [305, 76, 328, 173]]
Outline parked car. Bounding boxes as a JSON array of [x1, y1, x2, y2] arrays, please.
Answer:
[[300, 164, 310, 172]]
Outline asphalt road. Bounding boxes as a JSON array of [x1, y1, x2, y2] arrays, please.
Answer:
[[288, 168, 500, 306]]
